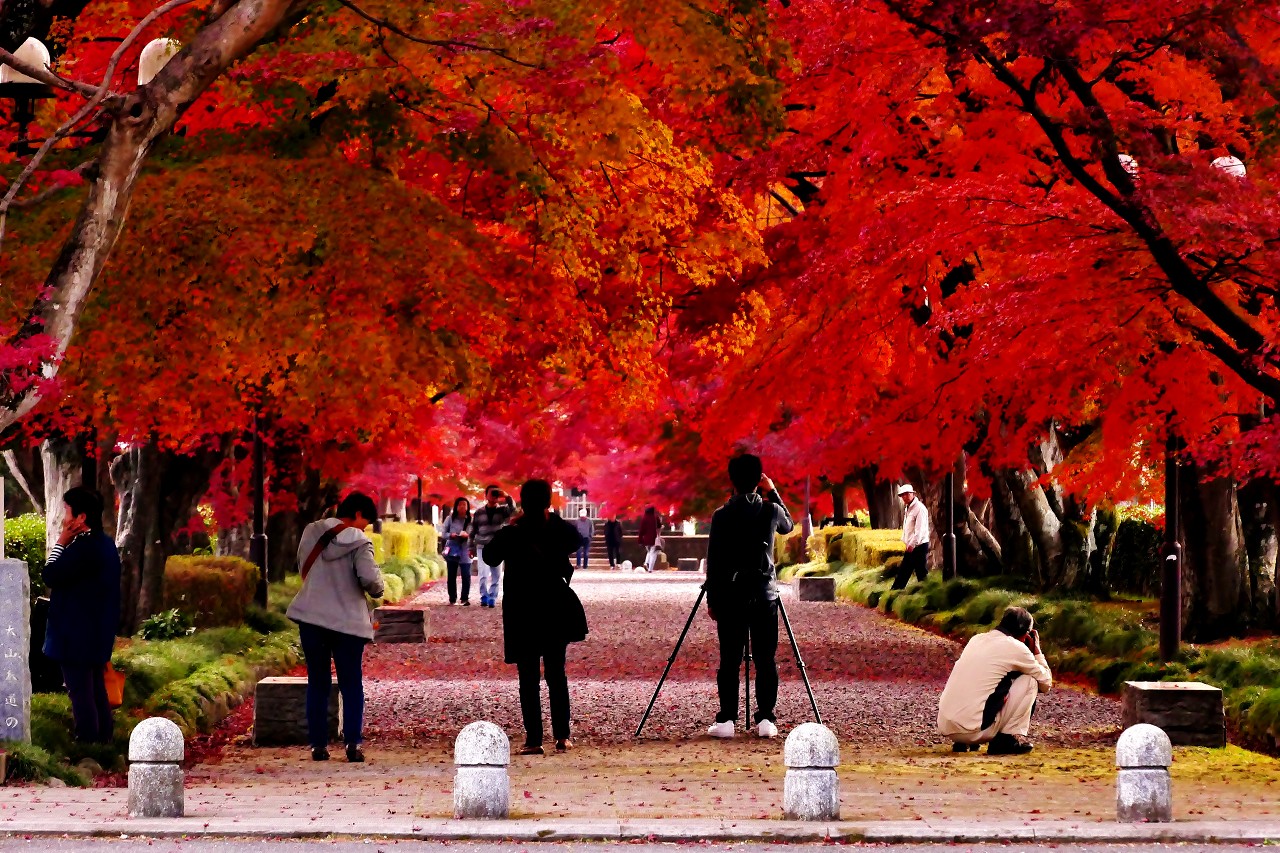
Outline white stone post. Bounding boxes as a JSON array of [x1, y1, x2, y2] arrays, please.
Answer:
[[0, 558, 31, 744], [1116, 723, 1173, 823], [128, 717, 185, 818], [783, 722, 839, 820], [454, 721, 510, 819]]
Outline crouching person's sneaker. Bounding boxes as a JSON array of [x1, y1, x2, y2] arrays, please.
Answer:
[[986, 733, 1033, 755], [757, 719, 778, 739], [707, 721, 735, 738]]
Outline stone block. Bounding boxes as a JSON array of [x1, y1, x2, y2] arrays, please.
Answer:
[[253, 676, 339, 746], [1116, 768, 1172, 822], [128, 763, 184, 818], [0, 560, 31, 744], [796, 576, 836, 602], [1121, 681, 1225, 747], [454, 722, 509, 819], [374, 607, 429, 644], [677, 558, 699, 572], [783, 723, 839, 821]]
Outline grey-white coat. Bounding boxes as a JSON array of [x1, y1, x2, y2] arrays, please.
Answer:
[[286, 519, 385, 640]]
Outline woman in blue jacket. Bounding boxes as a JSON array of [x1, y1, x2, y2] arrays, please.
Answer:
[[42, 487, 121, 744]]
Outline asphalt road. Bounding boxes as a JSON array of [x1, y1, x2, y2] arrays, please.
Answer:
[[0, 842, 1259, 852]]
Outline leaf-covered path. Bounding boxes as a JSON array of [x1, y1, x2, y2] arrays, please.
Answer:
[[358, 571, 1119, 748]]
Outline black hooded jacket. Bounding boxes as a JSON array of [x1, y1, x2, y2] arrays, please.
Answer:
[[705, 490, 794, 611]]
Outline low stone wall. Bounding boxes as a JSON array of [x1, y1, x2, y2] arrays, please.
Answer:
[[620, 535, 708, 566]]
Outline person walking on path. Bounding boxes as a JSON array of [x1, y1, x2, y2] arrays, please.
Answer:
[[470, 485, 514, 608], [892, 483, 930, 589], [42, 487, 121, 745], [704, 454, 793, 740], [438, 497, 472, 605], [604, 515, 624, 568], [574, 510, 594, 571], [287, 492, 385, 763], [937, 606, 1052, 755], [484, 479, 587, 755], [637, 506, 662, 573]]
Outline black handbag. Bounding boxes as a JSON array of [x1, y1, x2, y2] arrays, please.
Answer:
[[554, 578, 588, 644]]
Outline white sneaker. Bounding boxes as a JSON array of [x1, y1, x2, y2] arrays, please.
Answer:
[[757, 719, 778, 738], [707, 721, 735, 738]]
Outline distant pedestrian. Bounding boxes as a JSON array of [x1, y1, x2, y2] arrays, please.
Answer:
[[287, 492, 384, 763], [891, 484, 930, 589], [438, 497, 472, 605], [638, 506, 662, 573], [937, 606, 1052, 755], [470, 486, 514, 608], [604, 515, 624, 568], [704, 454, 793, 739], [42, 487, 121, 744], [484, 479, 587, 755], [574, 510, 594, 571]]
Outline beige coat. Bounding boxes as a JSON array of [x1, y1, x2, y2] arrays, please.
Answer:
[[937, 630, 1052, 737]]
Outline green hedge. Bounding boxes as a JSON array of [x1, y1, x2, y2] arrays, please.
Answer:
[[162, 556, 260, 628], [4, 513, 46, 596]]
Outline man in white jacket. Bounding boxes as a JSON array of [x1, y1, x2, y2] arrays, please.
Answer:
[[892, 483, 930, 589], [937, 606, 1053, 755]]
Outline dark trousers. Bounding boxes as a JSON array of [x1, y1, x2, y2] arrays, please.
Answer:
[[60, 663, 112, 744], [515, 644, 570, 745], [606, 542, 622, 566], [715, 598, 779, 724], [892, 543, 930, 589], [446, 556, 471, 603], [298, 621, 368, 748], [575, 544, 589, 570]]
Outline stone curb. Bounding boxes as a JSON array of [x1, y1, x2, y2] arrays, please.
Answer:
[[0, 817, 1278, 843]]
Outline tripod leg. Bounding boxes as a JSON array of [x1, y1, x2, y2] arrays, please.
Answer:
[[635, 586, 707, 738], [778, 596, 822, 725], [744, 633, 752, 728]]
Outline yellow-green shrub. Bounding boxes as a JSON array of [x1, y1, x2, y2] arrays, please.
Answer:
[[774, 529, 806, 567], [380, 573, 405, 603], [807, 526, 856, 563], [839, 528, 907, 567], [381, 521, 437, 560], [163, 556, 260, 628], [369, 532, 385, 564]]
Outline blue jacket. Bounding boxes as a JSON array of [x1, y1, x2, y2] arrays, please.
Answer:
[[42, 531, 122, 665]]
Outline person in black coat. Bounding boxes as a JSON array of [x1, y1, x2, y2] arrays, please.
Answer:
[[603, 515, 624, 568], [42, 487, 122, 744], [483, 479, 586, 755]]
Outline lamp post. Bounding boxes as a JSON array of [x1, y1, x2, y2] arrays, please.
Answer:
[[416, 476, 424, 525], [138, 38, 181, 86], [942, 470, 957, 580], [0, 38, 54, 156], [1160, 432, 1182, 662], [250, 412, 269, 607]]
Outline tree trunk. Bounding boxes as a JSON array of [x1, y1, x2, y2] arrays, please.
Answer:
[[859, 467, 903, 529], [1180, 466, 1252, 642], [40, 437, 82, 555], [830, 479, 848, 521], [3, 446, 43, 515], [112, 441, 217, 634], [1238, 478, 1280, 629]]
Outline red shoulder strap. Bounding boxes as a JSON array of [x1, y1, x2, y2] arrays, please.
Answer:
[[301, 523, 349, 580]]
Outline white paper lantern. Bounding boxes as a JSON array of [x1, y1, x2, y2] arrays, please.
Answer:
[[1211, 155, 1247, 178], [0, 38, 51, 85], [138, 38, 181, 86], [1118, 154, 1138, 176]]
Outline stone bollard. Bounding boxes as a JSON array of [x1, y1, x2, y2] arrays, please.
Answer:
[[1116, 723, 1173, 823], [783, 722, 839, 821], [128, 717, 185, 818], [454, 721, 510, 819]]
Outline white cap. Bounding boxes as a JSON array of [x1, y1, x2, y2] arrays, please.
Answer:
[[579, 509, 588, 517], [897, 484, 915, 496]]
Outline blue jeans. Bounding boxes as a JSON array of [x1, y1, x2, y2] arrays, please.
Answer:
[[297, 621, 368, 748], [476, 554, 501, 602], [576, 544, 589, 570]]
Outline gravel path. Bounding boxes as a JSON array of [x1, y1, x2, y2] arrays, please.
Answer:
[[360, 572, 1120, 749]]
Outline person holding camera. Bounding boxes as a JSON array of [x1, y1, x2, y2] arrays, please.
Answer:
[[704, 453, 794, 739], [470, 485, 514, 608], [937, 606, 1052, 755]]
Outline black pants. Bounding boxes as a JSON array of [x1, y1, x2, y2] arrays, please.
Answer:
[[606, 542, 622, 566], [298, 622, 368, 748], [715, 598, 779, 724], [60, 663, 113, 744], [892, 543, 930, 589], [516, 644, 570, 745], [446, 555, 471, 603]]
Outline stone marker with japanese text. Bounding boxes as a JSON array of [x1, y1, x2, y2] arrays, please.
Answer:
[[0, 560, 31, 743]]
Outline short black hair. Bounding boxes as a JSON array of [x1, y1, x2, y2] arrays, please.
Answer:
[[485, 484, 501, 499], [519, 479, 553, 514], [337, 492, 377, 522], [996, 606, 1034, 638], [728, 453, 764, 494], [63, 486, 104, 532]]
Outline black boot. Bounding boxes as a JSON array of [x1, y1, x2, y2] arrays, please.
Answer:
[[986, 733, 1033, 755]]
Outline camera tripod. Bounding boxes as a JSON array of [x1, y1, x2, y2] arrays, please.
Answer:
[[635, 583, 821, 737]]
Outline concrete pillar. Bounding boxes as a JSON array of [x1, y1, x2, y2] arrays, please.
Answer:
[[1116, 723, 1173, 822], [454, 721, 510, 819], [783, 722, 839, 820], [128, 717, 184, 817]]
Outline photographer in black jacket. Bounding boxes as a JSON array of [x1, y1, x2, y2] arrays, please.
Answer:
[[704, 453, 793, 739]]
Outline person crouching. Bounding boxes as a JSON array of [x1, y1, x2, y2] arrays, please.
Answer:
[[937, 606, 1052, 755]]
